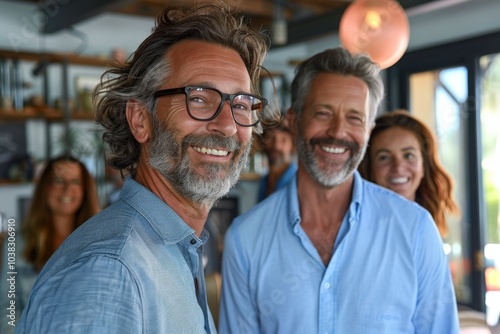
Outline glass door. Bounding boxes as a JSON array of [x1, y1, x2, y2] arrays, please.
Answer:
[[387, 30, 500, 327], [405, 57, 500, 326], [479, 53, 500, 326], [409, 66, 472, 305]]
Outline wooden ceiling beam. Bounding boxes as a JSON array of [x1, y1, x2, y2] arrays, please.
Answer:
[[33, 0, 440, 47], [279, 0, 439, 48]]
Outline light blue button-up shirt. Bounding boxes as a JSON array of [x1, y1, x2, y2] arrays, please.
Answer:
[[220, 171, 459, 334], [16, 178, 217, 334]]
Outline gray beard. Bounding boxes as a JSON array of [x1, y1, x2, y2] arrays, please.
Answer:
[[296, 134, 366, 188], [148, 117, 251, 206]]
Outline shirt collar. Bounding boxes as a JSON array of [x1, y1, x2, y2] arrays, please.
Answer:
[[287, 170, 364, 227], [287, 176, 301, 228], [350, 171, 363, 223], [119, 177, 204, 245]]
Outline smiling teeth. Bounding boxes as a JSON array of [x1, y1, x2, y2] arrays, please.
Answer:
[[390, 177, 409, 184], [60, 196, 71, 203], [193, 146, 229, 156], [321, 146, 346, 154]]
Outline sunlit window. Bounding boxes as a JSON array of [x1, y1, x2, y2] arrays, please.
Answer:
[[410, 66, 471, 305], [480, 53, 500, 325]]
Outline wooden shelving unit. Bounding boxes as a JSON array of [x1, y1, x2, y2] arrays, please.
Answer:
[[0, 49, 111, 122], [0, 48, 109, 122], [0, 49, 107, 183], [0, 107, 95, 121], [0, 49, 114, 67]]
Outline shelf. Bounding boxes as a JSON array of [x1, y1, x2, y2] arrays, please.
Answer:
[[0, 49, 105, 185], [241, 172, 263, 181], [0, 107, 94, 121], [0, 49, 116, 67]]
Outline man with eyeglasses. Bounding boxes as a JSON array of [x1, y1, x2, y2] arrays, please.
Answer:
[[17, 5, 279, 334]]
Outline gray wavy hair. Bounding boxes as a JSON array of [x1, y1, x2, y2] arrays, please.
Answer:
[[290, 47, 385, 125], [94, 4, 276, 177]]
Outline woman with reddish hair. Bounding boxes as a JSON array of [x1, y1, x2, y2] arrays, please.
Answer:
[[359, 110, 460, 238]]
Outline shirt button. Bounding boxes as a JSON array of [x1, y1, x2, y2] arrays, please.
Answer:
[[190, 239, 196, 245], [324, 282, 331, 289]]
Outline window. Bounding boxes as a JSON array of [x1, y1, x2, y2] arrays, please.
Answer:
[[387, 31, 500, 326], [409, 67, 471, 304], [480, 53, 500, 325]]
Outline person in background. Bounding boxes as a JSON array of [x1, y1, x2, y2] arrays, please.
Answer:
[[219, 47, 459, 333], [257, 121, 297, 202], [0, 154, 99, 334], [358, 110, 460, 238], [17, 4, 278, 333]]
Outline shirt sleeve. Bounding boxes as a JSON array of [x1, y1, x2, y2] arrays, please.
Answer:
[[219, 225, 260, 334], [16, 255, 143, 334], [412, 210, 460, 334]]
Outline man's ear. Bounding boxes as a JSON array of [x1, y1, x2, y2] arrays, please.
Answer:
[[126, 100, 151, 144]]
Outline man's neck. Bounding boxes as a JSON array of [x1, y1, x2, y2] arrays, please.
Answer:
[[134, 162, 210, 237], [297, 169, 354, 265], [297, 168, 354, 218]]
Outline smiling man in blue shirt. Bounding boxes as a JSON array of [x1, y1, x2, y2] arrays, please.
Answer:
[[16, 5, 279, 334], [219, 47, 459, 334]]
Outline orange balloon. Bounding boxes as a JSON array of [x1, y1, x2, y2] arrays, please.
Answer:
[[339, 0, 410, 69]]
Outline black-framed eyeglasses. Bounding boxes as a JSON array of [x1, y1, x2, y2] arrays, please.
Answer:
[[154, 86, 267, 127]]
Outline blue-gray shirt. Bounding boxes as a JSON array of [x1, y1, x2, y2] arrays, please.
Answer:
[[16, 178, 217, 333], [220, 171, 459, 334]]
